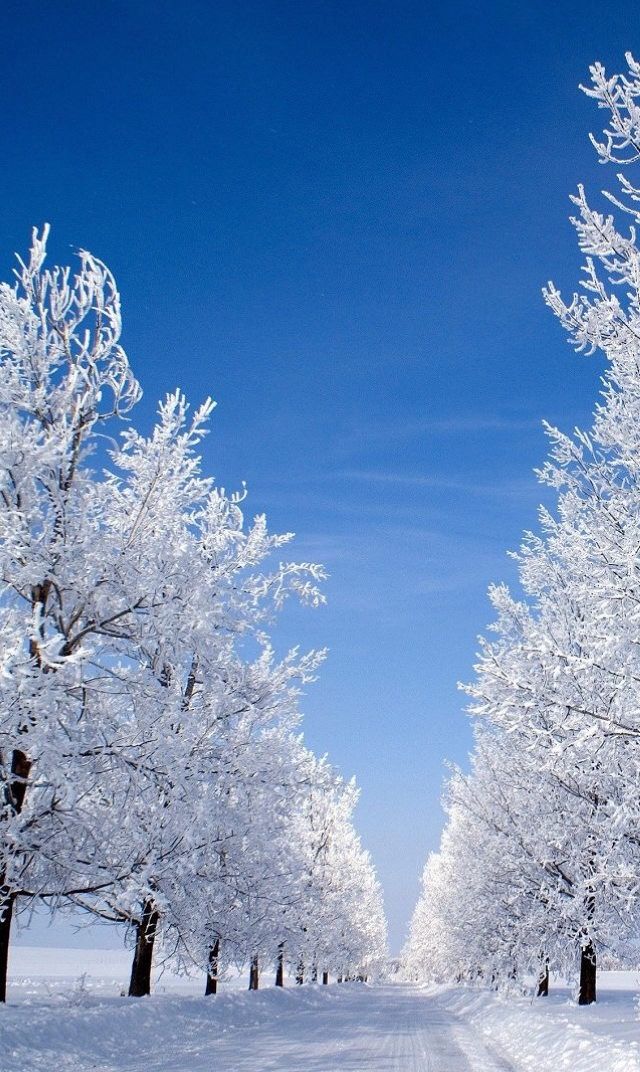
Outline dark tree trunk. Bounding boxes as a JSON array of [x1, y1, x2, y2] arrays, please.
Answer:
[[579, 870, 597, 1006], [578, 941, 596, 1005], [311, 964, 318, 983], [128, 899, 159, 997], [578, 814, 598, 1007], [0, 748, 32, 1003], [322, 971, 329, 985], [337, 974, 343, 983], [295, 959, 304, 985], [275, 945, 284, 987], [537, 959, 549, 997], [205, 937, 220, 996], [0, 892, 16, 1005], [249, 955, 259, 990]]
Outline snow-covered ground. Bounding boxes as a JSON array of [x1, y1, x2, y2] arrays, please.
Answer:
[[438, 974, 640, 1072], [2, 949, 639, 1071], [6, 944, 216, 998]]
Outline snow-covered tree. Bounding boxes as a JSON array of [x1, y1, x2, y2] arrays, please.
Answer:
[[0, 227, 386, 1002], [281, 761, 387, 985], [406, 53, 640, 1006], [0, 226, 143, 1000], [60, 386, 328, 995]]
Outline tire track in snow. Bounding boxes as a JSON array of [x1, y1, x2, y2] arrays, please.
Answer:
[[206, 984, 516, 1071]]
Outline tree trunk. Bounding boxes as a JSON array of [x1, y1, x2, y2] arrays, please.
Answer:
[[311, 964, 318, 983], [275, 945, 284, 987], [0, 748, 32, 1003], [537, 959, 549, 997], [249, 955, 259, 990], [578, 941, 596, 1005], [579, 869, 597, 1006], [295, 959, 304, 985], [128, 899, 159, 997], [0, 891, 16, 1005], [322, 971, 329, 985], [337, 974, 343, 983], [205, 937, 220, 996]]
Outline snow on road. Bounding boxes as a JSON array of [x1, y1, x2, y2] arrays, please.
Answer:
[[2, 983, 514, 1072], [196, 985, 516, 1072], [4, 960, 640, 1072]]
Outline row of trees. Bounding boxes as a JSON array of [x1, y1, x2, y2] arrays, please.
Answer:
[[0, 227, 387, 1000], [403, 53, 640, 1005]]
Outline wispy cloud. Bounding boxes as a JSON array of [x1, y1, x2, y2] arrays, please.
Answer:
[[280, 519, 525, 607], [332, 468, 545, 500], [337, 469, 467, 489], [336, 414, 544, 450], [397, 415, 541, 435]]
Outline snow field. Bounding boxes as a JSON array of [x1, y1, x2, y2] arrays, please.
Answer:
[[6, 944, 220, 998], [3, 952, 640, 1072]]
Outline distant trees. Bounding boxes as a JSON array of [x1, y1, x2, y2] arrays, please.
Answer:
[[0, 228, 387, 1000], [403, 53, 640, 1005]]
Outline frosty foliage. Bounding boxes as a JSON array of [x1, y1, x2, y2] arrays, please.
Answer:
[[403, 54, 640, 998], [0, 229, 387, 996]]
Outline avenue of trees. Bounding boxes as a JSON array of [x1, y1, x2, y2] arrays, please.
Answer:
[[0, 226, 387, 1001], [403, 53, 640, 1005]]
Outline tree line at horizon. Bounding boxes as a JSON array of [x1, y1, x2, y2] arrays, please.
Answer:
[[403, 53, 640, 1006], [0, 226, 387, 1002]]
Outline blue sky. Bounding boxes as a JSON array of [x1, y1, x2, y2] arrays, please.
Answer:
[[3, 1, 638, 953]]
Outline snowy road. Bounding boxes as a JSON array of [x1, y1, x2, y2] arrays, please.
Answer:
[[4, 983, 516, 1072], [6, 964, 640, 1072], [204, 985, 515, 1072]]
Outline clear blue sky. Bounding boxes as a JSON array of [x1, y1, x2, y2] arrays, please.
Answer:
[[3, 1, 637, 954]]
